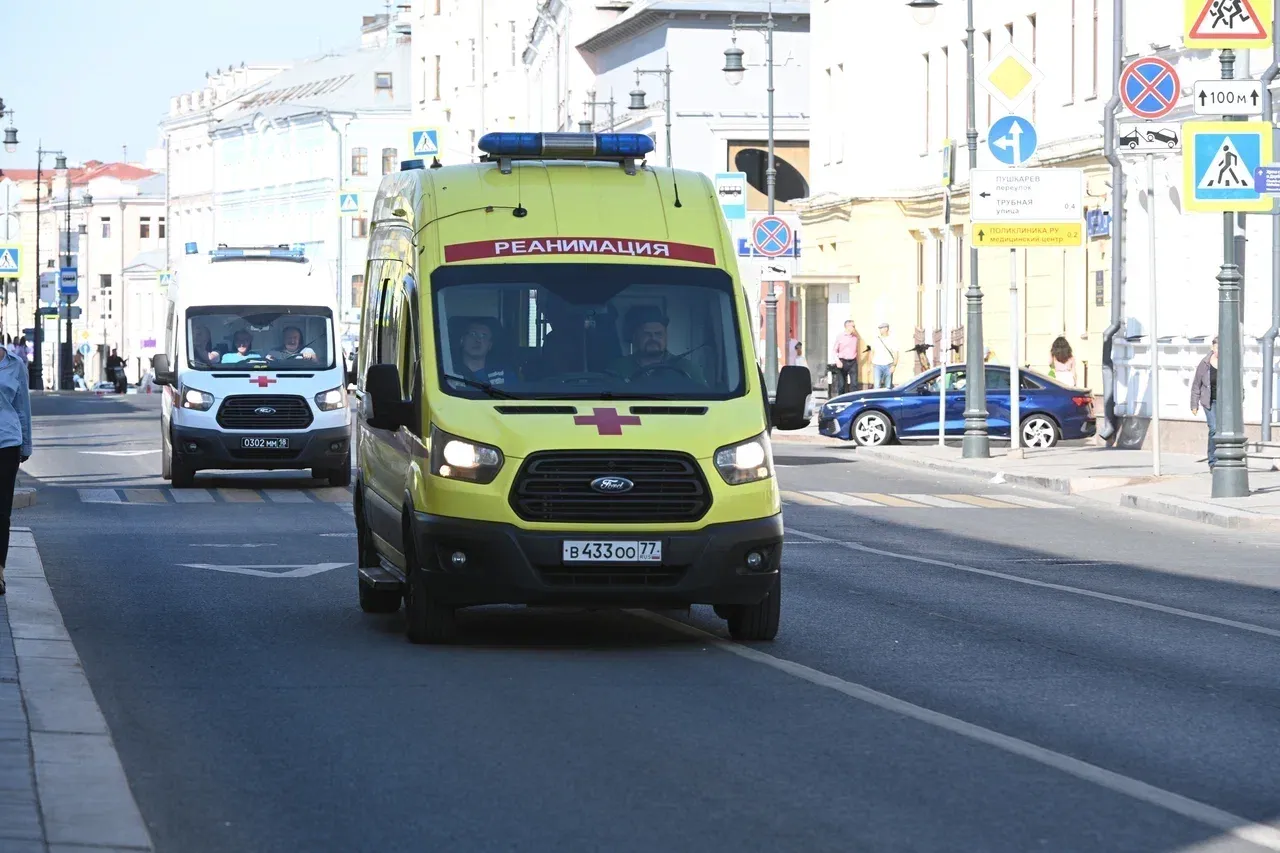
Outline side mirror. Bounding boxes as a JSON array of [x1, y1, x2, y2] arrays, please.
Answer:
[[365, 364, 409, 431], [770, 365, 812, 431], [151, 354, 175, 387]]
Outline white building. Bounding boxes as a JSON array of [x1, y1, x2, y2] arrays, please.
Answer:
[[411, 0, 540, 164]]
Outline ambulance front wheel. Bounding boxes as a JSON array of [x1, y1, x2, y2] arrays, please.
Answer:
[[170, 453, 195, 489], [314, 465, 351, 488], [723, 576, 781, 642], [403, 527, 456, 644]]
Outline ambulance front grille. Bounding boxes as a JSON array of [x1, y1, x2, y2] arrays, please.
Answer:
[[216, 395, 314, 430], [509, 451, 710, 524]]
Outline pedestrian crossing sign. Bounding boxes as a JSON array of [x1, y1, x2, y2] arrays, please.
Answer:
[[1186, 0, 1273, 49], [411, 128, 440, 157], [0, 244, 20, 278], [338, 192, 360, 214], [1183, 120, 1274, 212]]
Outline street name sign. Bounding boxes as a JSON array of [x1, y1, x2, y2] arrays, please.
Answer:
[[969, 169, 1085, 223], [977, 43, 1045, 114], [1183, 120, 1274, 212], [986, 115, 1038, 166], [972, 223, 1084, 248], [1186, 0, 1273, 49], [1193, 79, 1264, 115], [1120, 56, 1180, 120], [1254, 164, 1280, 194], [1117, 121, 1182, 153]]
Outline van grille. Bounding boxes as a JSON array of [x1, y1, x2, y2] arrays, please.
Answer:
[[216, 395, 314, 430], [510, 451, 710, 524]]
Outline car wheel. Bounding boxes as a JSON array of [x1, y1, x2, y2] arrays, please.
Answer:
[[852, 411, 894, 447], [404, 532, 456, 644], [1022, 415, 1060, 449], [161, 429, 172, 481], [725, 576, 781, 642], [171, 454, 195, 488]]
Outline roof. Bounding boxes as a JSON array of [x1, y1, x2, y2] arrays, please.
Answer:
[[215, 39, 410, 130], [170, 257, 338, 311], [0, 162, 156, 185], [578, 0, 809, 53]]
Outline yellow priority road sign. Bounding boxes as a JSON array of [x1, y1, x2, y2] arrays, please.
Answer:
[[972, 223, 1083, 248]]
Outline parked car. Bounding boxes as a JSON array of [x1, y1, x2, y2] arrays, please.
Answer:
[[818, 364, 1096, 449]]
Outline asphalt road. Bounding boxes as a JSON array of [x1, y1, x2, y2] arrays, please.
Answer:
[[18, 393, 1280, 853]]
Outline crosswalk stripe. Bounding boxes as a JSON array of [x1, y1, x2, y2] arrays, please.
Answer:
[[851, 493, 927, 508], [938, 493, 1018, 508], [891, 493, 973, 509], [263, 490, 313, 503], [171, 489, 215, 503], [311, 488, 353, 503], [218, 489, 263, 503], [803, 491, 883, 507], [78, 488, 121, 503], [122, 489, 167, 503], [984, 493, 1066, 509], [780, 490, 838, 506]]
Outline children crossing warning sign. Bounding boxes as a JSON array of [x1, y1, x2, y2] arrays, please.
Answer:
[[1183, 120, 1274, 212], [1186, 0, 1273, 49]]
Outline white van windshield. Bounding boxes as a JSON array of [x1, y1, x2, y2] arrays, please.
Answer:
[[186, 306, 335, 371]]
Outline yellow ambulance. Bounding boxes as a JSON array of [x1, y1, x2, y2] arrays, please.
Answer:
[[352, 132, 810, 644]]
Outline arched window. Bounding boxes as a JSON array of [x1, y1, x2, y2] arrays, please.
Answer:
[[733, 147, 810, 203], [351, 147, 367, 176]]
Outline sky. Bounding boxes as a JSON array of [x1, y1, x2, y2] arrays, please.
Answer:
[[0, 0, 375, 172]]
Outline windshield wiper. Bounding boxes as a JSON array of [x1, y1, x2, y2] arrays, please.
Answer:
[[442, 373, 519, 399]]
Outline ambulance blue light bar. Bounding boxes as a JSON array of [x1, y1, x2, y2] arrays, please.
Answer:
[[209, 245, 307, 263], [477, 132, 655, 159]]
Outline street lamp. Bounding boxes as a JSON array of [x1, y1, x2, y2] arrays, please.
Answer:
[[30, 146, 66, 390], [584, 90, 617, 132], [0, 100, 16, 153], [722, 9, 781, 394], [628, 61, 673, 167], [908, 0, 989, 457]]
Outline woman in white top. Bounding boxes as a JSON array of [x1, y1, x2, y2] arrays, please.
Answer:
[[1049, 336, 1077, 388]]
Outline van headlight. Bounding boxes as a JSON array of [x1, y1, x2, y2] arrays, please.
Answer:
[[314, 386, 346, 411], [429, 425, 504, 484], [179, 386, 214, 411], [713, 433, 774, 485]]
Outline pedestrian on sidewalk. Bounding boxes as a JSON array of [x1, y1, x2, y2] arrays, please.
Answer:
[[0, 344, 31, 595], [1049, 336, 1077, 388], [831, 320, 861, 395], [1190, 336, 1219, 470], [872, 323, 899, 389]]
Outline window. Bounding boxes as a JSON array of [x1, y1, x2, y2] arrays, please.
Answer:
[[434, 55, 442, 99], [986, 367, 1011, 391], [1068, 0, 1076, 104], [824, 67, 833, 165], [375, 72, 393, 91], [351, 147, 368, 176], [942, 46, 950, 140], [983, 31, 992, 126], [470, 38, 477, 83], [139, 217, 151, 239], [917, 239, 927, 328], [100, 217, 111, 238], [351, 274, 365, 310], [381, 147, 397, 175], [184, 307, 335, 370], [510, 20, 518, 67], [956, 233, 965, 319], [1091, 0, 1099, 98], [922, 53, 931, 153], [159, 217, 166, 238], [352, 217, 369, 238], [99, 274, 111, 292], [733, 147, 810, 202], [378, 277, 401, 367]]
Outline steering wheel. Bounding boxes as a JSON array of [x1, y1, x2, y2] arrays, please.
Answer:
[[629, 362, 694, 382]]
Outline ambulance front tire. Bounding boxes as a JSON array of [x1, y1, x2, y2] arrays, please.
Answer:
[[403, 518, 456, 644], [161, 429, 172, 481], [170, 453, 195, 489], [722, 576, 781, 642], [314, 465, 351, 488]]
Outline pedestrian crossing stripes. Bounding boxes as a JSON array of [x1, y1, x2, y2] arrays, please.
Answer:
[[78, 486, 353, 505], [780, 491, 1066, 510]]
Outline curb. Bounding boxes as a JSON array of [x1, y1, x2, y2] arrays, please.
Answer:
[[1118, 492, 1280, 531], [854, 448, 1080, 494], [13, 487, 36, 510], [3, 527, 155, 851]]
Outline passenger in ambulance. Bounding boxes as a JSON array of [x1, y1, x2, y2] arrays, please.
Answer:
[[190, 325, 221, 365], [457, 319, 513, 386], [267, 326, 318, 363], [221, 330, 263, 364]]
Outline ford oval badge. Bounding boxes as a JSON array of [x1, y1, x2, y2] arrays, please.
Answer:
[[254, 406, 277, 415], [590, 476, 634, 494]]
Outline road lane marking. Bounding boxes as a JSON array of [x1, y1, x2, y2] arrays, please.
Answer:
[[79, 449, 160, 457], [177, 562, 351, 578], [939, 493, 1020, 508], [851, 493, 926, 508], [77, 489, 121, 503], [217, 489, 263, 503], [262, 490, 313, 503], [311, 488, 353, 503], [784, 527, 1280, 641], [890, 493, 973, 509], [170, 489, 215, 503], [122, 489, 167, 504], [633, 610, 1280, 851], [982, 493, 1068, 509], [804, 491, 883, 507], [780, 490, 837, 506]]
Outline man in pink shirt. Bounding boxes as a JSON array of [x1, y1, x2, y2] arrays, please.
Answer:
[[831, 320, 861, 394]]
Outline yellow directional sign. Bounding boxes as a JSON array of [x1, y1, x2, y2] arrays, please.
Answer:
[[972, 223, 1084, 248], [1186, 0, 1273, 50]]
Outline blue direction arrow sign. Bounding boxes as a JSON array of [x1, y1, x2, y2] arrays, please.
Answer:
[[987, 115, 1038, 166]]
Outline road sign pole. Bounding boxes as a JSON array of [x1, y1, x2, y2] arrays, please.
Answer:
[[1147, 153, 1161, 477], [1010, 248, 1021, 451], [1261, 0, 1280, 443], [940, 186, 952, 446], [962, 0, 989, 459], [1215, 48, 1251, 496]]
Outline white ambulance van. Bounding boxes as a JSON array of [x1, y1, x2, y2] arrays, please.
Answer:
[[151, 246, 353, 488]]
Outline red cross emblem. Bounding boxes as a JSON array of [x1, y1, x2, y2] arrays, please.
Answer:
[[249, 375, 277, 388], [573, 407, 641, 436]]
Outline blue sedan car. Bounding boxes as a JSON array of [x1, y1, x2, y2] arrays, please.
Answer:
[[819, 364, 1096, 448]]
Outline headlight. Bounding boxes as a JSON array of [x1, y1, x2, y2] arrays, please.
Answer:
[[179, 386, 214, 411], [713, 433, 774, 485], [314, 386, 346, 411], [429, 425, 504, 484], [823, 401, 853, 416]]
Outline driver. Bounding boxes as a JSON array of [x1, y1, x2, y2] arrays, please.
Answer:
[[457, 319, 512, 385], [220, 330, 262, 364], [267, 326, 318, 362], [609, 306, 706, 384]]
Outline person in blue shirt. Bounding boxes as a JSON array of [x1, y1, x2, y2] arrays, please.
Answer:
[[0, 346, 31, 595], [457, 319, 511, 386], [221, 330, 263, 364]]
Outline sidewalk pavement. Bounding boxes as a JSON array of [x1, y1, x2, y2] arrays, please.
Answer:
[[854, 443, 1280, 531], [0, 526, 153, 852]]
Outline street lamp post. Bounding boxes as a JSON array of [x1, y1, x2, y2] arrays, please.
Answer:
[[583, 90, 617, 132], [628, 61, 673, 167], [908, 0, 989, 457], [723, 8, 780, 394], [32, 146, 66, 391], [0, 100, 18, 153]]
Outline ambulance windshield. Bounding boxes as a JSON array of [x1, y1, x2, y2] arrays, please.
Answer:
[[185, 306, 335, 371], [432, 264, 746, 401]]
